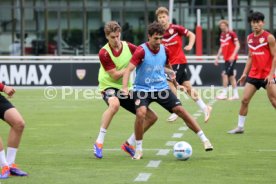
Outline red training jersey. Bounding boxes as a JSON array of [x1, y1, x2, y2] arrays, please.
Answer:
[[219, 31, 239, 61], [98, 42, 137, 71], [247, 31, 273, 79], [0, 82, 4, 91], [162, 24, 189, 65]]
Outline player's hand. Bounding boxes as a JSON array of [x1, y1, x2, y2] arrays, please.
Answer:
[[166, 69, 176, 80], [3, 85, 16, 97], [214, 58, 219, 66], [264, 74, 274, 86], [184, 45, 193, 51], [121, 88, 129, 96], [237, 74, 247, 86]]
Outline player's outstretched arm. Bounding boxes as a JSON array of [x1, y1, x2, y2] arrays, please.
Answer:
[[184, 31, 195, 51], [122, 63, 136, 94]]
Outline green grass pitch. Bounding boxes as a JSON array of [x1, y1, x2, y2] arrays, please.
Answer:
[[0, 88, 275, 184]]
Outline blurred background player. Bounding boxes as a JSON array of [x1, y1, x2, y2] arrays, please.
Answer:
[[94, 21, 158, 159], [155, 7, 212, 122], [228, 12, 276, 134], [215, 20, 240, 100], [122, 21, 213, 160], [0, 83, 28, 179]]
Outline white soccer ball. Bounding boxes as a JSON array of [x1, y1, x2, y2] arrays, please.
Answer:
[[173, 141, 192, 160]]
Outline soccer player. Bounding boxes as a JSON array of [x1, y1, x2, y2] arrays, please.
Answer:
[[228, 12, 276, 134], [93, 21, 158, 159], [215, 20, 240, 100], [122, 21, 213, 160], [155, 7, 212, 122], [0, 83, 28, 179]]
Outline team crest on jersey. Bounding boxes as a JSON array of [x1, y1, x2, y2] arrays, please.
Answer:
[[259, 37, 265, 44], [135, 99, 141, 106], [169, 28, 174, 35], [76, 69, 86, 80]]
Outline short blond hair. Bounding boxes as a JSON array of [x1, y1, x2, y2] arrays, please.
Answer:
[[155, 6, 169, 17], [218, 20, 229, 27], [104, 21, 121, 36]]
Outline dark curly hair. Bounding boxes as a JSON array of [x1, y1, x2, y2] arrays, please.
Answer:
[[147, 21, 165, 36]]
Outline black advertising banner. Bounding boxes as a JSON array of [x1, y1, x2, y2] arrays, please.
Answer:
[[0, 62, 245, 87]]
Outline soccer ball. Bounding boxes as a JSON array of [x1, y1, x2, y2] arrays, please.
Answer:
[[173, 141, 192, 160]]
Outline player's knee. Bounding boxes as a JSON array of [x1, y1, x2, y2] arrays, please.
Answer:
[[172, 106, 183, 115], [109, 102, 120, 113], [13, 118, 25, 132], [241, 98, 250, 106], [136, 109, 147, 119], [269, 98, 276, 109]]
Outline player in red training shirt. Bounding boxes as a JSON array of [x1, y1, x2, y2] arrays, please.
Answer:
[[155, 7, 212, 123], [215, 20, 240, 100], [0, 83, 28, 179], [228, 12, 276, 134]]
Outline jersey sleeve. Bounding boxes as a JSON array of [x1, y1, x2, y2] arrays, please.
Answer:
[[127, 42, 137, 54], [231, 31, 239, 42], [130, 46, 145, 66], [98, 48, 116, 71], [174, 24, 189, 37], [0, 83, 5, 92]]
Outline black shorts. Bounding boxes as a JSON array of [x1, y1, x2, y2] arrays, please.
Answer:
[[102, 88, 136, 114], [223, 60, 236, 76], [133, 89, 182, 113], [0, 94, 14, 120], [170, 64, 190, 85], [246, 77, 276, 90]]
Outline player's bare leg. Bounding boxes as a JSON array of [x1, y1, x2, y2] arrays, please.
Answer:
[[228, 75, 239, 100], [4, 108, 28, 176], [172, 106, 213, 151], [122, 109, 158, 157], [167, 81, 179, 122], [228, 83, 257, 134], [266, 83, 276, 108], [182, 81, 212, 123], [132, 106, 147, 159], [94, 97, 120, 158], [216, 73, 228, 100]]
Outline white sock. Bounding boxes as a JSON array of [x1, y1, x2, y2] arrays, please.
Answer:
[[196, 99, 207, 112], [233, 88, 239, 97], [238, 115, 246, 128], [222, 88, 227, 95], [0, 150, 8, 167], [197, 130, 208, 142], [96, 127, 107, 144], [136, 140, 143, 151], [6, 147, 17, 166], [127, 133, 136, 146]]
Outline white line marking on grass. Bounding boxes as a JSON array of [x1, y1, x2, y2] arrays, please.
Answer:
[[134, 173, 152, 182], [146, 160, 161, 168], [178, 126, 188, 131], [258, 149, 276, 152], [101, 148, 161, 151], [156, 149, 170, 156], [193, 113, 201, 117], [172, 133, 183, 138], [166, 141, 177, 146]]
